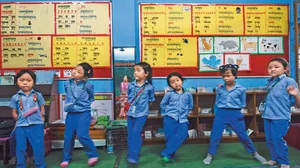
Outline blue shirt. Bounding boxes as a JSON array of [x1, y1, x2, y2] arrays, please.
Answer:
[[262, 74, 298, 121], [9, 89, 45, 127], [64, 79, 94, 113], [160, 89, 193, 123], [126, 80, 155, 117], [216, 83, 246, 109]]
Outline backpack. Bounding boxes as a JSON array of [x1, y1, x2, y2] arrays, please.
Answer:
[[0, 120, 16, 138]]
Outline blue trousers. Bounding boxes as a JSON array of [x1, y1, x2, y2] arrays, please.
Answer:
[[62, 112, 98, 162], [127, 115, 147, 162], [10, 129, 33, 158], [160, 116, 188, 159], [15, 124, 45, 168], [208, 109, 256, 155], [264, 119, 290, 165]]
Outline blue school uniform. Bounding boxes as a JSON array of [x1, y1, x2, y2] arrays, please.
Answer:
[[262, 74, 298, 165], [208, 83, 256, 155], [62, 79, 98, 162], [160, 89, 193, 159], [9, 89, 46, 168], [126, 80, 155, 162]]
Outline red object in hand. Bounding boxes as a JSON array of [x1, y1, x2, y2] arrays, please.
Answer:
[[33, 94, 37, 102]]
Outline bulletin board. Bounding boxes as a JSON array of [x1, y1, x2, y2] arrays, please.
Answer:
[[0, 2, 112, 78], [139, 4, 289, 77]]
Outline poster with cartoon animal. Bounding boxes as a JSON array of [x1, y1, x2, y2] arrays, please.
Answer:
[[224, 53, 250, 71], [240, 37, 258, 54], [214, 37, 240, 53], [199, 54, 223, 72], [198, 37, 214, 54], [258, 37, 284, 54]]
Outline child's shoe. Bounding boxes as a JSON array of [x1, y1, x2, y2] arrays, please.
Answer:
[[162, 156, 175, 163], [60, 161, 69, 167], [280, 164, 290, 168], [127, 158, 138, 164], [26, 156, 34, 164], [203, 154, 213, 165], [88, 157, 98, 166], [8, 157, 16, 165], [252, 152, 267, 164]]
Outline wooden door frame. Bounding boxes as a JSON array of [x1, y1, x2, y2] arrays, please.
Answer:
[[295, 1, 299, 83]]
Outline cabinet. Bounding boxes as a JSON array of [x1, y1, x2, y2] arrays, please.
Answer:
[[143, 92, 300, 144]]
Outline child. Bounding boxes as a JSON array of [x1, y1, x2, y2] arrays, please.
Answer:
[[262, 58, 300, 168], [203, 64, 267, 165], [126, 62, 155, 163], [160, 72, 193, 162], [9, 70, 46, 168], [60, 62, 98, 167]]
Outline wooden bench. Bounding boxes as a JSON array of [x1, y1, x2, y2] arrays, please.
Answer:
[[0, 137, 10, 165]]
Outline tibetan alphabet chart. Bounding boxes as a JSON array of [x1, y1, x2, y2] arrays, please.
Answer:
[[139, 4, 289, 77], [0, 2, 112, 78]]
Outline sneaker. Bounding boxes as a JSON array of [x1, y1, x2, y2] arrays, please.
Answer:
[[266, 160, 277, 166], [162, 156, 175, 163], [60, 161, 69, 167], [88, 157, 98, 166]]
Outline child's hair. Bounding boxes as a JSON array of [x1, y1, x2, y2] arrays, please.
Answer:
[[78, 62, 93, 78], [123, 75, 131, 82], [167, 72, 184, 88], [15, 69, 36, 84], [268, 57, 289, 76], [135, 62, 152, 84], [219, 64, 239, 78]]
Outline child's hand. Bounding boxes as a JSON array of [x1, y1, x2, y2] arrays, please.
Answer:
[[287, 85, 299, 96]]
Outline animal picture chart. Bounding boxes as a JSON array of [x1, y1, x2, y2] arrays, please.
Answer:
[[0, 2, 112, 75], [139, 3, 289, 77]]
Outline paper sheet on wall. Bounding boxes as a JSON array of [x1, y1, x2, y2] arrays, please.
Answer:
[[1, 36, 51, 68]]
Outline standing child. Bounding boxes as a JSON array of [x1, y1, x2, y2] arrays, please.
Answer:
[[203, 64, 267, 165], [261, 58, 300, 168], [119, 75, 130, 118], [60, 62, 98, 167], [160, 72, 193, 162], [126, 62, 155, 163], [9, 70, 46, 168]]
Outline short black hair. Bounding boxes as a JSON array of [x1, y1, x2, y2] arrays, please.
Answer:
[[219, 64, 239, 78], [15, 69, 36, 84], [268, 57, 289, 76], [78, 62, 93, 78], [135, 62, 152, 84], [167, 72, 184, 88]]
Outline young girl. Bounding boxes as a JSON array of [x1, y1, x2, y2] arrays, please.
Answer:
[[160, 72, 193, 162], [203, 64, 267, 165], [119, 75, 130, 118], [262, 58, 300, 168], [60, 62, 98, 167], [126, 62, 155, 163], [9, 70, 46, 168]]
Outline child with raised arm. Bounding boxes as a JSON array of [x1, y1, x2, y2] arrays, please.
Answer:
[[126, 62, 155, 164], [203, 64, 267, 165], [160, 72, 193, 162], [60, 62, 98, 167], [262, 58, 300, 168]]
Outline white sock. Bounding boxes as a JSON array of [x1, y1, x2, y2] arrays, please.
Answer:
[[203, 154, 213, 165]]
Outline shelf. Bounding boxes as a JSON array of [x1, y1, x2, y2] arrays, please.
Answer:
[[198, 113, 254, 118], [155, 92, 267, 97], [147, 114, 198, 119]]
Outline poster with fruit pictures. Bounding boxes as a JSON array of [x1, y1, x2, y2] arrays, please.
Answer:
[[224, 53, 251, 71]]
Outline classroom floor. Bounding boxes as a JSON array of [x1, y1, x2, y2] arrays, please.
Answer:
[[1, 142, 300, 168]]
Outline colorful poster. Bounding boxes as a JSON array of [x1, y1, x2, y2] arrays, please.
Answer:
[[258, 36, 284, 54], [198, 37, 214, 54], [53, 36, 110, 67], [224, 53, 251, 71], [1, 36, 51, 68], [240, 36, 258, 53], [141, 5, 191, 35], [142, 37, 197, 67], [1, 4, 55, 35], [214, 37, 240, 53], [193, 6, 217, 35], [215, 5, 244, 35], [199, 54, 223, 72], [244, 6, 266, 35], [265, 6, 288, 35], [56, 3, 110, 35]]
